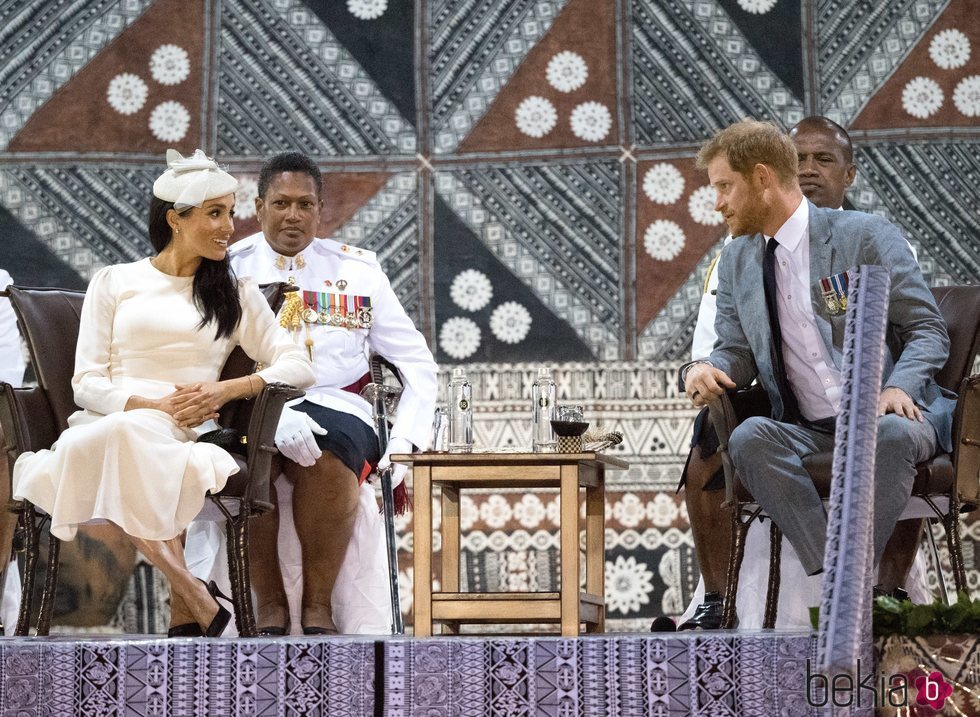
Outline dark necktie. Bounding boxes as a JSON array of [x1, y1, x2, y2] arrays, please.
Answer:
[[762, 237, 801, 422]]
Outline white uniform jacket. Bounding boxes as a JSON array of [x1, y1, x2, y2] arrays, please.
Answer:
[[0, 269, 25, 387], [229, 234, 438, 451]]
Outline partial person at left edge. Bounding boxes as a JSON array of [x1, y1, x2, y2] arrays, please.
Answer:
[[0, 268, 27, 630], [10, 149, 315, 638]]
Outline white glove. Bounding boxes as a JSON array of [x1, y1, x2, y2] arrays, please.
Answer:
[[275, 406, 327, 467], [377, 437, 412, 488]]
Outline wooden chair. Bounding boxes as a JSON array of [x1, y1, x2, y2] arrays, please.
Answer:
[[0, 283, 301, 637], [710, 285, 980, 628]]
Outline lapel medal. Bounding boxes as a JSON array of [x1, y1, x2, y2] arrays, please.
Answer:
[[820, 272, 849, 315]]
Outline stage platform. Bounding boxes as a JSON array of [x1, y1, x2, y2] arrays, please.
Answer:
[[0, 630, 825, 716], [7, 631, 978, 715]]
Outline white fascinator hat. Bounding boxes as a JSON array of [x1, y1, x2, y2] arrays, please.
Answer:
[[152, 149, 238, 211]]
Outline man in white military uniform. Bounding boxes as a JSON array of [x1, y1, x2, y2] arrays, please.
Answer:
[[0, 268, 26, 630], [230, 152, 437, 635]]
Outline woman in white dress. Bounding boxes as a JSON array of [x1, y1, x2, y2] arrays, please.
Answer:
[[12, 150, 314, 637]]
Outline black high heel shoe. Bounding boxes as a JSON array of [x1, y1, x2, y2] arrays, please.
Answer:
[[167, 622, 204, 638], [202, 580, 232, 638]]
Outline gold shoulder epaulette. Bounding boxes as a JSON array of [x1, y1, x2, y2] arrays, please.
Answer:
[[703, 253, 721, 295]]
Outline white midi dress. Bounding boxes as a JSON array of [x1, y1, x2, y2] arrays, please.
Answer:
[[12, 258, 314, 542]]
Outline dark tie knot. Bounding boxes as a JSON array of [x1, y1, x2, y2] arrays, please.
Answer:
[[766, 237, 778, 255]]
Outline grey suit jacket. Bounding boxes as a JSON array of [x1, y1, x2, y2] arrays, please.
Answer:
[[704, 200, 955, 452]]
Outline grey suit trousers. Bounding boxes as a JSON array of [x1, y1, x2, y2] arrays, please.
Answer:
[[729, 413, 938, 575]]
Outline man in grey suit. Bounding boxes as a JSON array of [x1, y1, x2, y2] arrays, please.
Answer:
[[682, 120, 954, 579]]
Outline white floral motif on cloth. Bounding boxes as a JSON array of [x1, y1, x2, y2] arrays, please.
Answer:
[[479, 494, 513, 530], [612, 493, 646, 528], [439, 316, 480, 359], [546, 51, 588, 93], [233, 177, 259, 220], [149, 44, 190, 85], [902, 77, 944, 118], [737, 0, 777, 13], [953, 75, 980, 117], [929, 29, 971, 70], [545, 498, 561, 525], [570, 101, 612, 142], [688, 185, 724, 226], [149, 101, 190, 142], [646, 493, 680, 528], [449, 269, 493, 311], [515, 96, 557, 138], [460, 493, 478, 530], [642, 163, 685, 204], [643, 220, 686, 261], [513, 494, 546, 529], [489, 301, 531, 344], [604, 555, 653, 614], [106, 73, 147, 115], [347, 0, 387, 20]]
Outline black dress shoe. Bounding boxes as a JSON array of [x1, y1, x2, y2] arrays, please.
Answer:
[[678, 592, 724, 631], [873, 585, 911, 602], [167, 622, 203, 638], [257, 625, 288, 636], [650, 615, 677, 632], [302, 626, 338, 636]]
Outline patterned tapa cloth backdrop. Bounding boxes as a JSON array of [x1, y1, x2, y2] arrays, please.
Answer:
[[1, 0, 979, 630]]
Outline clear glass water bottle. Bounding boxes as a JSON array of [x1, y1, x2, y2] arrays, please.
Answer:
[[448, 368, 473, 453], [531, 367, 557, 452]]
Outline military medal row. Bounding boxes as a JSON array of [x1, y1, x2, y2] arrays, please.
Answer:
[[299, 305, 373, 329], [298, 289, 372, 329]]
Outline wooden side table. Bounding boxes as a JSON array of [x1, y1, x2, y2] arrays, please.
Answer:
[[393, 452, 629, 636]]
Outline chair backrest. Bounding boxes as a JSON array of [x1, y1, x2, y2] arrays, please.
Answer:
[[8, 281, 291, 441], [5, 287, 86, 433], [931, 285, 980, 392]]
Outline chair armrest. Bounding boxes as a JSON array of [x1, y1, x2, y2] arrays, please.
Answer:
[[953, 373, 980, 510], [241, 382, 305, 504], [0, 384, 58, 471], [706, 392, 739, 507]]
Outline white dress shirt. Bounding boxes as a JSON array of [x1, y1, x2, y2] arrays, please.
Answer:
[[770, 198, 840, 421]]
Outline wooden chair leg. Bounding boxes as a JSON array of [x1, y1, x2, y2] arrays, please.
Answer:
[[763, 521, 781, 629], [224, 517, 241, 635], [924, 519, 950, 605], [15, 505, 40, 636], [722, 511, 749, 629], [36, 531, 60, 636], [226, 509, 256, 638], [944, 498, 967, 596], [237, 512, 256, 638]]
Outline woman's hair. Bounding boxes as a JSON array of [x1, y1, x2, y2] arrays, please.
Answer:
[[148, 195, 242, 339]]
